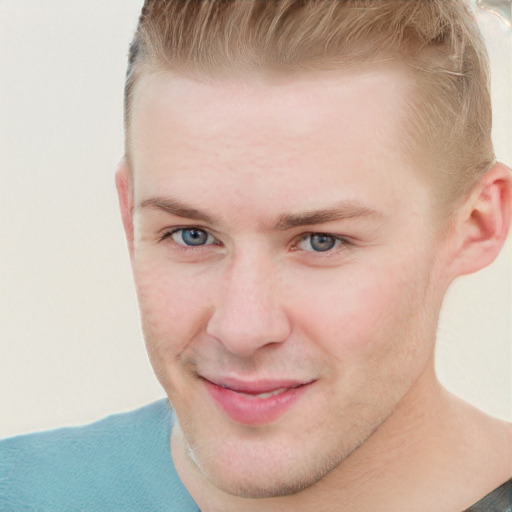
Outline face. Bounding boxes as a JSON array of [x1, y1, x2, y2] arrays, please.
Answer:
[[123, 68, 447, 498]]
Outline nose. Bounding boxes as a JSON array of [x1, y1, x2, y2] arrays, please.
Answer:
[[206, 251, 291, 357]]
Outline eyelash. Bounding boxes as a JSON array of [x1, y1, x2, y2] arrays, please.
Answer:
[[158, 227, 352, 257]]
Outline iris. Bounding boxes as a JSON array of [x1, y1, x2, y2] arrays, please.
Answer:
[[176, 228, 209, 246], [309, 234, 337, 252]]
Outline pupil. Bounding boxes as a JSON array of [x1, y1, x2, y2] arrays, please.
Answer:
[[310, 234, 335, 251], [183, 229, 207, 246]]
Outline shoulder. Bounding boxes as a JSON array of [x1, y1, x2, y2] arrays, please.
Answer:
[[0, 399, 198, 512]]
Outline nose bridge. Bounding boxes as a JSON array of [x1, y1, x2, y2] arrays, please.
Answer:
[[206, 245, 290, 356]]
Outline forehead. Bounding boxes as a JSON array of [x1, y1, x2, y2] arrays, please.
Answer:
[[128, 67, 428, 221]]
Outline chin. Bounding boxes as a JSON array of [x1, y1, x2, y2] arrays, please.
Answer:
[[214, 474, 323, 499], [194, 445, 343, 499], [179, 415, 379, 499]]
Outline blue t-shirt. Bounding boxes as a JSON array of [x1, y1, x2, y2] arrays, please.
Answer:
[[0, 399, 199, 511]]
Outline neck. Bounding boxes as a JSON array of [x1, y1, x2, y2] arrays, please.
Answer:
[[171, 364, 511, 512]]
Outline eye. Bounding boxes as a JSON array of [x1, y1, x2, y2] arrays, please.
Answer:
[[296, 233, 345, 252], [169, 228, 217, 247]]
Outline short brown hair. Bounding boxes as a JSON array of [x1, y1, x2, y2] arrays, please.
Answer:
[[124, 0, 495, 207]]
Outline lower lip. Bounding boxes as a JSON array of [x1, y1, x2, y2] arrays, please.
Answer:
[[204, 380, 311, 425]]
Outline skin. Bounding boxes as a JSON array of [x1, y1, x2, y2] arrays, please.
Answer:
[[117, 67, 512, 511]]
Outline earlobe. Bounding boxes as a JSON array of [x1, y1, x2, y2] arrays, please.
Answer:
[[446, 163, 512, 278], [115, 158, 135, 256]]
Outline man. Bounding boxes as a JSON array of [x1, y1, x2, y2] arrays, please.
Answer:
[[1, 1, 511, 510]]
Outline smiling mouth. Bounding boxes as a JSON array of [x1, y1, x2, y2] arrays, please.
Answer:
[[202, 377, 315, 425], [229, 387, 292, 399]]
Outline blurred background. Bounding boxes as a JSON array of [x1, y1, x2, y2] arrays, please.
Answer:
[[0, 0, 510, 438]]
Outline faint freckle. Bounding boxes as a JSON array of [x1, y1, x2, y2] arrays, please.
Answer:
[[475, 0, 511, 28]]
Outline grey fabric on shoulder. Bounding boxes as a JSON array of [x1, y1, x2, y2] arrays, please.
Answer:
[[465, 479, 512, 512]]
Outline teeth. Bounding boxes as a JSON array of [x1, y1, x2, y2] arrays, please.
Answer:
[[239, 388, 288, 399]]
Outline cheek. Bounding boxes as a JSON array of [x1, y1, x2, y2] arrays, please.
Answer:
[[132, 256, 214, 359], [286, 259, 432, 367], [288, 262, 435, 420]]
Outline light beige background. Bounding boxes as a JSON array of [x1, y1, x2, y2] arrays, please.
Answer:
[[0, 1, 510, 438]]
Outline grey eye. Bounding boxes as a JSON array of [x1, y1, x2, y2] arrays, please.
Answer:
[[309, 234, 336, 251], [298, 233, 340, 252], [171, 228, 213, 247]]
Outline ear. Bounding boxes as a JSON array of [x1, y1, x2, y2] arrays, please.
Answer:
[[444, 162, 512, 278], [115, 157, 135, 256]]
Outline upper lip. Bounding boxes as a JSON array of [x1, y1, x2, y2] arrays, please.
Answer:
[[201, 376, 314, 394]]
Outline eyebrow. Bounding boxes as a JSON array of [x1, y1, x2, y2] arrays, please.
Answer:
[[138, 197, 218, 225], [274, 202, 382, 230], [138, 196, 381, 229]]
